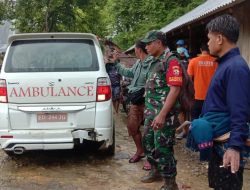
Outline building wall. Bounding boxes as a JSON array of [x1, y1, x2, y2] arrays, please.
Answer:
[[234, 1, 250, 66], [186, 0, 250, 66], [165, 1, 250, 67]]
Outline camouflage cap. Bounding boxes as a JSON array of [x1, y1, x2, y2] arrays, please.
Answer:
[[141, 30, 164, 44]]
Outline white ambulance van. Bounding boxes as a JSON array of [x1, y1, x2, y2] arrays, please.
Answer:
[[0, 33, 114, 156]]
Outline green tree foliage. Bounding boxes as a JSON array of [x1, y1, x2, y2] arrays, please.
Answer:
[[76, 0, 109, 37], [106, 0, 205, 49], [6, 0, 107, 35], [0, 0, 15, 23], [0, 1, 4, 21], [0, 0, 205, 49], [14, 0, 74, 32]]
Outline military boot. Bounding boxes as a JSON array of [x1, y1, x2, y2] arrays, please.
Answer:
[[160, 177, 179, 190], [141, 166, 162, 183]]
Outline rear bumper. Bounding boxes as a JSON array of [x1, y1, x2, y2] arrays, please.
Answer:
[[0, 128, 113, 151]]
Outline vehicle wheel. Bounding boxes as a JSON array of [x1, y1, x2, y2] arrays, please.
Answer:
[[106, 124, 115, 156]]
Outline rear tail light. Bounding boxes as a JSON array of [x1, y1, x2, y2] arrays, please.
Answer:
[[0, 135, 13, 138], [97, 78, 111, 102], [0, 79, 8, 103]]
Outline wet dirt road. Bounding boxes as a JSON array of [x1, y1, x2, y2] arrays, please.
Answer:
[[0, 112, 249, 190]]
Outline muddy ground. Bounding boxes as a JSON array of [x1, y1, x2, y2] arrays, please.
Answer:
[[0, 112, 249, 190]]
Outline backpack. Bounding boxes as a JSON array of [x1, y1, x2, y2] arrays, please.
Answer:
[[173, 50, 189, 70], [162, 51, 194, 115]]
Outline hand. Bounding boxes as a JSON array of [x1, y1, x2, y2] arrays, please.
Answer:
[[104, 58, 109, 64], [223, 148, 240, 173], [151, 113, 165, 130], [110, 50, 119, 62]]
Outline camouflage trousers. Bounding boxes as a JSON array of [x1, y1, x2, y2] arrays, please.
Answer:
[[142, 116, 177, 178]]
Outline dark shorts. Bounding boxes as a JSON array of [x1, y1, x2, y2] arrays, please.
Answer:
[[111, 86, 121, 101], [127, 104, 144, 136], [208, 149, 244, 190]]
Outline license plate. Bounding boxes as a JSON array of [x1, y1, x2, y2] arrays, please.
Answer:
[[37, 113, 68, 122]]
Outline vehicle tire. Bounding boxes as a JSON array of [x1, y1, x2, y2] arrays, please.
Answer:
[[106, 123, 115, 156]]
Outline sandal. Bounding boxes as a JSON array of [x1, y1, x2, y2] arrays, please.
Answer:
[[129, 154, 144, 163], [142, 161, 151, 171]]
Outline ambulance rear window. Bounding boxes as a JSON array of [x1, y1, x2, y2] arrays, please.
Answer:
[[5, 39, 99, 72]]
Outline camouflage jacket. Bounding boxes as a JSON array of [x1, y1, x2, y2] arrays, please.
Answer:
[[144, 49, 182, 119]]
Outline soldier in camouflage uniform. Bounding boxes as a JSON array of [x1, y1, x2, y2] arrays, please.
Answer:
[[141, 30, 183, 190]]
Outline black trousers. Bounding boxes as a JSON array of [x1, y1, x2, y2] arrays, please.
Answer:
[[191, 100, 204, 121], [208, 149, 244, 190]]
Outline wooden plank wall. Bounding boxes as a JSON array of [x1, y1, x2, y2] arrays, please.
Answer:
[[234, 1, 250, 66]]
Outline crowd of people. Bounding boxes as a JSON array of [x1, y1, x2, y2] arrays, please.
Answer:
[[105, 14, 250, 190]]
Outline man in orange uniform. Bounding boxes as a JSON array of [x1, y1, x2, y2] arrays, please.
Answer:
[[187, 44, 217, 120]]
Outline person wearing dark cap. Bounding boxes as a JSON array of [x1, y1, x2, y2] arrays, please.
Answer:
[[140, 30, 188, 190]]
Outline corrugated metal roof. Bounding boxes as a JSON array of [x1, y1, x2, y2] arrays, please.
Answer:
[[125, 45, 135, 53], [125, 0, 245, 52], [161, 0, 245, 33]]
